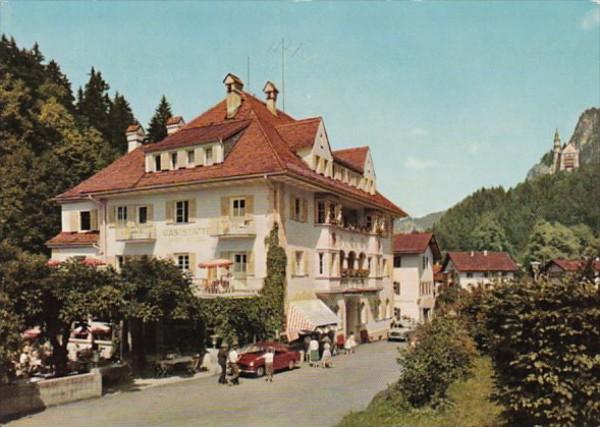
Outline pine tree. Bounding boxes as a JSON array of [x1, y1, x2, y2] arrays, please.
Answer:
[[76, 67, 111, 136], [147, 95, 172, 143], [108, 92, 135, 154]]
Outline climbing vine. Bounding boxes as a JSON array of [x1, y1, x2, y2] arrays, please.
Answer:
[[260, 222, 287, 337]]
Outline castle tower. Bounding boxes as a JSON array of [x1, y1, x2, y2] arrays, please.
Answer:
[[552, 129, 561, 173]]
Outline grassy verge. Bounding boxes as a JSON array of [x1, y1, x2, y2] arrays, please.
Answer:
[[336, 357, 502, 427]]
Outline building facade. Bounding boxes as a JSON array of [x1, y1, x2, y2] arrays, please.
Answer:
[[552, 130, 580, 173], [46, 74, 407, 344], [392, 233, 441, 323], [442, 251, 518, 289]]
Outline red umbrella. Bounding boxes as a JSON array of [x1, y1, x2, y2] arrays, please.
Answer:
[[22, 327, 41, 340], [81, 258, 106, 266], [198, 258, 233, 268], [46, 259, 62, 267]]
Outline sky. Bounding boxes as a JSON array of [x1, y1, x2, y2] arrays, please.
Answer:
[[1, 1, 599, 217]]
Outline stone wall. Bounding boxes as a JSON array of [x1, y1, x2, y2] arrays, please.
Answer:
[[0, 372, 101, 421]]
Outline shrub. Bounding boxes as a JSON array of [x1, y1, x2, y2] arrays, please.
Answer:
[[484, 276, 600, 427], [396, 316, 476, 407]]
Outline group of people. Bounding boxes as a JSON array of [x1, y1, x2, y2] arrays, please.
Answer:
[[305, 331, 357, 368], [217, 343, 241, 386]]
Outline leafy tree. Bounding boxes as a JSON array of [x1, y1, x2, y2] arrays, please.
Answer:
[[0, 290, 22, 384], [146, 95, 172, 143], [260, 223, 287, 337], [524, 220, 581, 265], [470, 213, 512, 253], [484, 276, 600, 426]]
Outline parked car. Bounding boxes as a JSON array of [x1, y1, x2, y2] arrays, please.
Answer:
[[388, 320, 416, 342], [237, 342, 300, 377]]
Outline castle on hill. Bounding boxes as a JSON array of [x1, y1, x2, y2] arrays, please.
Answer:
[[552, 129, 579, 173]]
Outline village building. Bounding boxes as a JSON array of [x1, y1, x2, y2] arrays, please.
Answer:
[[442, 251, 518, 289], [544, 258, 600, 284], [392, 232, 441, 323], [46, 74, 407, 344], [552, 130, 579, 173]]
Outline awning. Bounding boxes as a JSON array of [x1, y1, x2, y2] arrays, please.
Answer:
[[286, 299, 339, 342]]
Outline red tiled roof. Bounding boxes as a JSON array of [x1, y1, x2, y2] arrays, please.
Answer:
[[166, 116, 184, 125], [46, 231, 99, 247], [333, 147, 369, 174], [393, 232, 441, 260], [446, 251, 518, 272], [55, 89, 406, 216], [144, 120, 251, 153], [276, 117, 322, 151], [126, 124, 141, 133], [548, 259, 600, 273]]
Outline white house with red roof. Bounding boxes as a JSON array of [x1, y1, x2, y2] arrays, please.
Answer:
[[392, 232, 442, 323], [46, 74, 407, 343], [442, 251, 518, 289]]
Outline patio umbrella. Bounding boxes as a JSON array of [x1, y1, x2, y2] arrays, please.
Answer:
[[81, 257, 106, 266], [22, 327, 41, 340], [198, 259, 233, 268], [90, 322, 111, 334]]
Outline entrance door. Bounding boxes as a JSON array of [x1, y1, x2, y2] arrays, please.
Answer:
[[344, 297, 361, 341]]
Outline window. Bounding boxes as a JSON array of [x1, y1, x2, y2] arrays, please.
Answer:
[[393, 282, 400, 295], [393, 255, 402, 268], [318, 253, 324, 275], [232, 198, 246, 217], [394, 308, 401, 320], [187, 150, 195, 165], [138, 206, 148, 224], [483, 272, 489, 278], [317, 201, 326, 224], [422, 256, 428, 270], [177, 254, 190, 272], [294, 197, 301, 220], [365, 215, 373, 230], [205, 147, 213, 164], [154, 155, 161, 171], [80, 211, 91, 231], [170, 152, 178, 169], [117, 206, 128, 224], [466, 272, 474, 278], [295, 251, 304, 275], [234, 253, 247, 274], [176, 200, 189, 223], [116, 255, 125, 270]]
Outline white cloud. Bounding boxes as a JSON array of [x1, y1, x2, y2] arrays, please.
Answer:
[[410, 127, 428, 137], [404, 157, 437, 170], [581, 7, 600, 30]]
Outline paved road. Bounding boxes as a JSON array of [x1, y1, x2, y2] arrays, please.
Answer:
[[8, 341, 402, 427]]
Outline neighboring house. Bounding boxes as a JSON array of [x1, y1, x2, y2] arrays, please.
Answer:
[[392, 232, 441, 323], [442, 251, 518, 289], [545, 258, 600, 283], [46, 74, 407, 344]]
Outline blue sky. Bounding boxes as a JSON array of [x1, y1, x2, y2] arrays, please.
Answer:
[[1, 1, 599, 216]]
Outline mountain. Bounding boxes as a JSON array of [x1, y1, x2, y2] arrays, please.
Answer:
[[395, 211, 445, 233], [527, 107, 600, 180]]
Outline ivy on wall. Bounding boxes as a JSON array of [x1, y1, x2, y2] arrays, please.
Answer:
[[260, 222, 287, 337]]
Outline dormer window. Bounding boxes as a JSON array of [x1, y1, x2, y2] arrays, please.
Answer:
[[205, 147, 213, 165], [80, 211, 91, 231], [187, 150, 195, 166], [154, 155, 162, 171], [170, 152, 177, 169]]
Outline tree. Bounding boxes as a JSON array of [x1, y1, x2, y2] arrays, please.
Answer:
[[146, 95, 172, 143], [107, 92, 135, 154], [260, 223, 287, 337], [524, 220, 581, 265], [470, 213, 512, 253], [76, 67, 111, 137], [0, 291, 22, 384]]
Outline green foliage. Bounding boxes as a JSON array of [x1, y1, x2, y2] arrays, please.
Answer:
[[470, 213, 512, 253], [523, 220, 588, 265], [0, 291, 22, 383], [483, 276, 600, 427], [260, 223, 287, 336], [396, 316, 476, 407], [434, 162, 600, 262], [146, 95, 172, 143]]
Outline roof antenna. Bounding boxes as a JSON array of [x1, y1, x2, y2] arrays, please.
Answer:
[[281, 38, 285, 112]]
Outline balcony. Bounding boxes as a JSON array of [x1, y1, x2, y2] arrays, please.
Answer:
[[192, 278, 259, 298], [317, 270, 383, 295], [209, 218, 256, 238], [115, 224, 156, 242]]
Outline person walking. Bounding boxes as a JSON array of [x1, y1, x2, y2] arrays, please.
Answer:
[[345, 332, 356, 355], [262, 347, 275, 382], [309, 336, 319, 367], [228, 344, 241, 385], [217, 344, 228, 384], [320, 341, 332, 368]]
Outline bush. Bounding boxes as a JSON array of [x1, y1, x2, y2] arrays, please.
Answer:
[[396, 316, 476, 407], [484, 276, 600, 427]]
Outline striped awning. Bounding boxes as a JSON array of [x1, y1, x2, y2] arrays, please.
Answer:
[[286, 299, 339, 342]]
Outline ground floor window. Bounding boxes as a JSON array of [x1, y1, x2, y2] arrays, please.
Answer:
[[234, 253, 247, 274], [177, 254, 190, 272]]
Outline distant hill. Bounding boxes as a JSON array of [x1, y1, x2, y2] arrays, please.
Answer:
[[527, 107, 600, 180], [395, 211, 445, 233]]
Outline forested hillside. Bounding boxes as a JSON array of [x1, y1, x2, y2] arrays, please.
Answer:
[[433, 161, 600, 264], [0, 36, 137, 253]]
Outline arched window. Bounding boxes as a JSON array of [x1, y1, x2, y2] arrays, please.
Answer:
[[348, 251, 357, 270]]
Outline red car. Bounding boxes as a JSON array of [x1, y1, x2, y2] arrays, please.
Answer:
[[237, 342, 300, 377]]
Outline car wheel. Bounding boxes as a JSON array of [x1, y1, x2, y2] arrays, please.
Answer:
[[256, 366, 265, 377], [288, 360, 295, 370]]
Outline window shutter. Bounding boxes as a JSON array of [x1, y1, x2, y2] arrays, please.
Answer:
[[188, 199, 197, 222], [127, 205, 136, 227], [161, 152, 170, 170], [147, 204, 154, 222], [247, 251, 255, 276], [189, 253, 196, 276], [108, 206, 115, 226], [166, 201, 174, 223], [245, 195, 254, 218], [70, 212, 79, 232], [90, 209, 99, 230], [220, 197, 230, 217], [301, 199, 308, 222], [303, 252, 309, 276], [289, 195, 295, 220]]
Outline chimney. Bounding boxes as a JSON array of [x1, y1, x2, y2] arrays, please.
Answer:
[[470, 251, 474, 257], [483, 250, 488, 256], [125, 124, 145, 153], [223, 73, 244, 118], [166, 116, 185, 135], [263, 81, 279, 116]]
